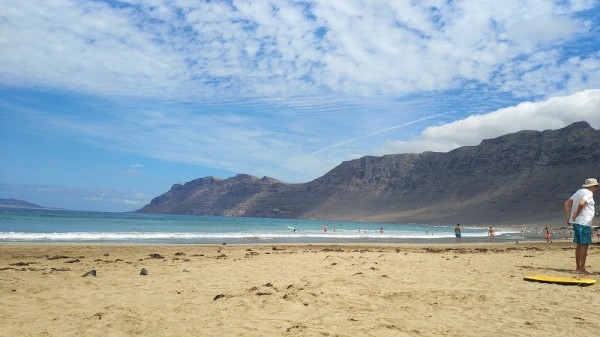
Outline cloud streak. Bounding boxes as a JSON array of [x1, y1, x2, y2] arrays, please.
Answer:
[[312, 112, 450, 155]]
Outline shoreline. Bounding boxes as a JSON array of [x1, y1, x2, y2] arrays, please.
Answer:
[[0, 229, 570, 245], [0, 238, 581, 247], [1, 241, 598, 336]]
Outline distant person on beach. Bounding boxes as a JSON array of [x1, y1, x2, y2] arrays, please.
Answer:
[[544, 227, 551, 243], [564, 178, 597, 274], [323, 224, 328, 233], [455, 224, 461, 243], [488, 226, 495, 242], [380, 227, 384, 235]]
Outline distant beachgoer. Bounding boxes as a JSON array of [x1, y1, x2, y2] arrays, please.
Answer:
[[520, 229, 525, 240], [488, 226, 495, 242], [564, 178, 597, 274], [380, 227, 384, 235], [455, 224, 461, 243], [323, 224, 328, 233], [544, 227, 550, 243]]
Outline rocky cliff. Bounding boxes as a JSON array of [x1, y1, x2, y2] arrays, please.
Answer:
[[138, 122, 600, 225]]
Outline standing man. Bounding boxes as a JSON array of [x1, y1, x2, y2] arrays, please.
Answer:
[[455, 224, 462, 243], [564, 178, 598, 274]]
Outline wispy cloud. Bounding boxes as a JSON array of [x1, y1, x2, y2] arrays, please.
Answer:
[[1, 1, 598, 99], [311, 112, 450, 155]]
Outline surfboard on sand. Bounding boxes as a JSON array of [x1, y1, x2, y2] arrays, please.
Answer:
[[524, 275, 596, 286]]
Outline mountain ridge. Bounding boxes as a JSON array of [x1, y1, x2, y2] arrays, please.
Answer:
[[138, 122, 600, 226], [0, 198, 61, 210]]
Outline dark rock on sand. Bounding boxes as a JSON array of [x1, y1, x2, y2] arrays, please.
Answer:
[[82, 269, 96, 277], [140, 268, 148, 275]]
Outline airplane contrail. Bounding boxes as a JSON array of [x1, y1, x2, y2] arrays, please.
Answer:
[[310, 112, 448, 155]]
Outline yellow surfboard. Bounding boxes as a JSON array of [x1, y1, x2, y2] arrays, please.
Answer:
[[524, 275, 596, 286]]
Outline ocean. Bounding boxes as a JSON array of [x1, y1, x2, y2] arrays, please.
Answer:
[[0, 209, 525, 244]]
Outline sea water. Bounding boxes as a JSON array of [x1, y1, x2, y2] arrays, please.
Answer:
[[0, 209, 523, 244]]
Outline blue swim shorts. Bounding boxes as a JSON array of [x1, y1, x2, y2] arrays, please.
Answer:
[[572, 223, 592, 245], [455, 233, 461, 238]]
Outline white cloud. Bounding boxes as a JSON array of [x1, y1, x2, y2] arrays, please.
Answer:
[[0, 0, 598, 99], [382, 89, 600, 154]]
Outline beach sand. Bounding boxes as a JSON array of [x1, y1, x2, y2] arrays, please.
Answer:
[[0, 241, 598, 337]]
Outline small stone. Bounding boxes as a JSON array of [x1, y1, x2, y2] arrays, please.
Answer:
[[82, 269, 96, 277], [140, 268, 148, 275]]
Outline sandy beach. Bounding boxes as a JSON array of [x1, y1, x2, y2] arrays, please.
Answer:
[[0, 241, 598, 337]]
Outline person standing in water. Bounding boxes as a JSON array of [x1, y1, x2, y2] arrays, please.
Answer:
[[455, 224, 462, 243], [544, 227, 551, 243], [488, 226, 495, 242], [564, 178, 597, 274]]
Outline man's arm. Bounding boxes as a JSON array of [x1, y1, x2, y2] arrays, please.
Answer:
[[564, 199, 573, 224]]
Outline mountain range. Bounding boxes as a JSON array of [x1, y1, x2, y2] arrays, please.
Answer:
[[0, 198, 60, 210], [138, 121, 600, 226]]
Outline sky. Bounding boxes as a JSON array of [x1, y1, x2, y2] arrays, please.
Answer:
[[1, 0, 599, 212]]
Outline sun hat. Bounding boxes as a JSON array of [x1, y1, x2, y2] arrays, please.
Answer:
[[582, 178, 598, 187]]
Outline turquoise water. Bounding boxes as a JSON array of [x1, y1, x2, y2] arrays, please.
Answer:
[[0, 209, 520, 244]]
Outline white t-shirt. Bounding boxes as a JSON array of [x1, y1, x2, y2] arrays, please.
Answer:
[[569, 188, 596, 226]]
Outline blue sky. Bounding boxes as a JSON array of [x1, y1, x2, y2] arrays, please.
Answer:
[[1, 1, 599, 212]]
